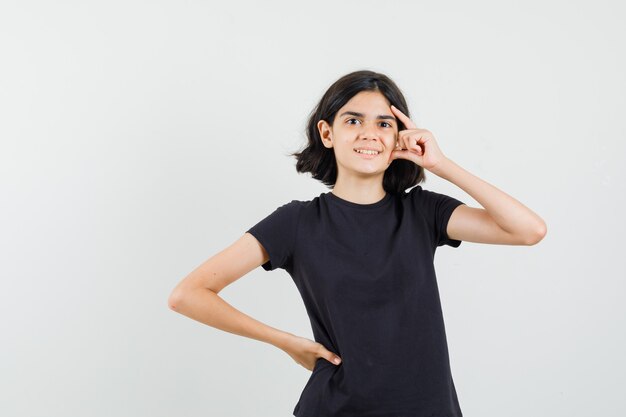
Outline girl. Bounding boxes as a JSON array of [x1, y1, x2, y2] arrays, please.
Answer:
[[168, 70, 547, 417]]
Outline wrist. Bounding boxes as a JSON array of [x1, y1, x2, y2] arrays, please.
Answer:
[[429, 157, 452, 177], [271, 330, 297, 352]]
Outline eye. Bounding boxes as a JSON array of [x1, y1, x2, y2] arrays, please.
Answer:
[[346, 119, 393, 128]]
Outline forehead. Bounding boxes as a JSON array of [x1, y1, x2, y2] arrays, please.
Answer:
[[342, 90, 390, 109], [335, 90, 396, 123]]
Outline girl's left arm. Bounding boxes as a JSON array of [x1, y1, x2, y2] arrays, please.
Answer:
[[431, 157, 547, 246], [389, 104, 546, 246]]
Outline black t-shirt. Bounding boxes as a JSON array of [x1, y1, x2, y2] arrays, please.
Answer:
[[245, 185, 466, 417]]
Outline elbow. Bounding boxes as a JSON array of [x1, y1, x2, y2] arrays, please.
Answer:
[[524, 221, 547, 245], [168, 288, 186, 311]]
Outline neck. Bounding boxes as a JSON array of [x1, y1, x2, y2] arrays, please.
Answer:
[[331, 174, 386, 205]]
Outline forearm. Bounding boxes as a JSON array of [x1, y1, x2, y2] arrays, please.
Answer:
[[432, 157, 546, 236], [170, 288, 295, 351]]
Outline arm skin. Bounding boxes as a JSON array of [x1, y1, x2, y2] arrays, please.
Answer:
[[168, 233, 341, 368], [168, 233, 296, 351], [431, 157, 547, 246]]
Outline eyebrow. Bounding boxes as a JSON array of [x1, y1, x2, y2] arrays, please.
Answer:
[[339, 111, 396, 121]]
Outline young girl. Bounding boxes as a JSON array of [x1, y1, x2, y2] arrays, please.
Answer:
[[168, 70, 547, 417]]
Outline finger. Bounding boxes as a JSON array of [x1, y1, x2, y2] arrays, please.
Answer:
[[390, 105, 418, 129], [392, 148, 423, 166], [388, 148, 398, 164], [399, 131, 410, 152], [408, 135, 425, 155], [396, 132, 404, 150], [389, 148, 409, 164], [323, 351, 342, 365], [406, 131, 429, 152]]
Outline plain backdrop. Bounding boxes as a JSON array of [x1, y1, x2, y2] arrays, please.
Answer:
[[1, 1, 624, 416]]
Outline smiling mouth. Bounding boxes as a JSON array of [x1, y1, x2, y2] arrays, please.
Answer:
[[354, 149, 380, 155]]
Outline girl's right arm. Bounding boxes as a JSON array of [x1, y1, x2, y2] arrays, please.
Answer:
[[167, 232, 342, 370]]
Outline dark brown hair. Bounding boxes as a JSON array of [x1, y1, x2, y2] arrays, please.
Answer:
[[290, 70, 425, 195]]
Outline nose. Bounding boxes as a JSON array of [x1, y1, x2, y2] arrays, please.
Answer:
[[358, 120, 381, 140]]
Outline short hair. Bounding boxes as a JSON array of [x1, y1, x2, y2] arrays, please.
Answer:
[[290, 69, 425, 195]]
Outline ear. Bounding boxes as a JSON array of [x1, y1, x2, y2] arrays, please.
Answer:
[[317, 119, 333, 149]]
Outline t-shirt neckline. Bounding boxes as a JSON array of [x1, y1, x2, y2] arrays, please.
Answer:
[[326, 190, 393, 209]]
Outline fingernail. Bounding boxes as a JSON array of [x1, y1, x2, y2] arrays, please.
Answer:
[[333, 357, 341, 365]]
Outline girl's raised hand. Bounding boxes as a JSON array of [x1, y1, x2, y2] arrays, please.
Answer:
[[389, 105, 448, 173]]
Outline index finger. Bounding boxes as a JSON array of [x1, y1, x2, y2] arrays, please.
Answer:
[[390, 105, 418, 129]]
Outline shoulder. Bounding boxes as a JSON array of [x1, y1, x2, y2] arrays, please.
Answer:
[[285, 194, 322, 212], [252, 195, 317, 225], [400, 184, 435, 202], [401, 184, 465, 226], [401, 185, 433, 209], [404, 184, 461, 206], [279, 196, 316, 213], [402, 185, 421, 199], [404, 184, 440, 199]]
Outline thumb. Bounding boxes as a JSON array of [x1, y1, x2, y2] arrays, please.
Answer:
[[322, 350, 342, 365], [388, 149, 401, 165]]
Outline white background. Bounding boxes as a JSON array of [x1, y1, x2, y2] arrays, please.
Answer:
[[1, 1, 624, 416]]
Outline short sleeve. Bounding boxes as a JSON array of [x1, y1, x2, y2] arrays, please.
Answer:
[[410, 185, 465, 248], [245, 200, 301, 271]]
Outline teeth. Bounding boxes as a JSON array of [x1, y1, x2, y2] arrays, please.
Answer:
[[355, 149, 379, 155]]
